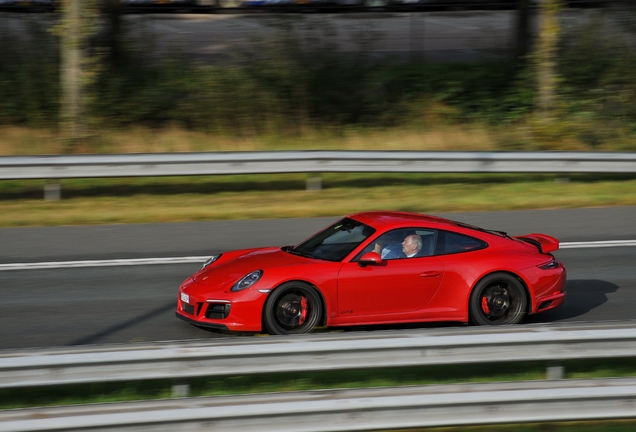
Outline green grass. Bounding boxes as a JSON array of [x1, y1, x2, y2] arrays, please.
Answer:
[[0, 173, 635, 227]]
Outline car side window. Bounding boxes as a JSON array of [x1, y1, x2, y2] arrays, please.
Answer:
[[355, 228, 437, 261], [375, 230, 407, 260], [435, 230, 487, 255]]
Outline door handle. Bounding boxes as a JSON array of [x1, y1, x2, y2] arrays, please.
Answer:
[[420, 271, 441, 278]]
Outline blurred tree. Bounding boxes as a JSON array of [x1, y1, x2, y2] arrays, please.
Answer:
[[534, 0, 563, 120], [54, 0, 99, 151]]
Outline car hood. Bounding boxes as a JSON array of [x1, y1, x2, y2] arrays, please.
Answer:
[[192, 247, 312, 289]]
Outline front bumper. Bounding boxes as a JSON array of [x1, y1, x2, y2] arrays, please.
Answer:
[[175, 312, 229, 330], [176, 285, 268, 332]]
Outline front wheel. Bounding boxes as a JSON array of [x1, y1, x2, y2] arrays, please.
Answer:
[[263, 282, 323, 335], [469, 273, 527, 326]]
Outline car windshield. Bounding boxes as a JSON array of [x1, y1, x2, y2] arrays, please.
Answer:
[[289, 218, 376, 262]]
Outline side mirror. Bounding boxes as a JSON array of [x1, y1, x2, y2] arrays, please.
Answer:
[[358, 251, 383, 267]]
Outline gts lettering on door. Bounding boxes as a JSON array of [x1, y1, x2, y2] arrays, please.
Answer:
[[340, 310, 354, 315]]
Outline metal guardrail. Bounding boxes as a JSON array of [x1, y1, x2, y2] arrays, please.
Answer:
[[2, 322, 636, 389], [2, 322, 636, 430], [1, 151, 636, 181], [2, 378, 636, 431]]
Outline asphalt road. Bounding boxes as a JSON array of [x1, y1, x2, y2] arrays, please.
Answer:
[[1, 207, 635, 350]]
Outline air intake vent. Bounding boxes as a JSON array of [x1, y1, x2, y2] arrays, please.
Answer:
[[538, 300, 554, 311], [205, 303, 231, 319], [182, 301, 195, 315]]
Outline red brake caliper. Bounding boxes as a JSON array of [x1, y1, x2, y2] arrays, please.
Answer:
[[481, 297, 491, 314], [298, 296, 308, 325]]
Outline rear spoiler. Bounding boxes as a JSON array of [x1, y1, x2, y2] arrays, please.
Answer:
[[513, 233, 559, 254]]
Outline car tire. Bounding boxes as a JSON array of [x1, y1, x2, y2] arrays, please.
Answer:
[[469, 272, 527, 326], [263, 282, 323, 335]]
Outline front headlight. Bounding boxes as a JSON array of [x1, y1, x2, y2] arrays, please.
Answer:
[[199, 254, 221, 271], [231, 270, 263, 292]]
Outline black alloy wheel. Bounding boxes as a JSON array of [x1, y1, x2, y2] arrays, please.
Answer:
[[263, 282, 323, 335], [469, 272, 527, 325]]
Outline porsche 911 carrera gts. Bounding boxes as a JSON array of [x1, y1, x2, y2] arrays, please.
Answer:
[[176, 212, 566, 335]]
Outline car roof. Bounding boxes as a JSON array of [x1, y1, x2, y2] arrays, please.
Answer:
[[347, 211, 460, 229]]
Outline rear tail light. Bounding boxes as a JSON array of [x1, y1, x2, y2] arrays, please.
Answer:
[[538, 257, 559, 270]]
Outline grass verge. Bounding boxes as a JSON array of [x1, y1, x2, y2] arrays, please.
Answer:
[[0, 173, 635, 227], [0, 125, 500, 155]]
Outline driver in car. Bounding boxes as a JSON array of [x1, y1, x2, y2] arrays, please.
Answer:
[[375, 233, 422, 259], [401, 234, 422, 258]]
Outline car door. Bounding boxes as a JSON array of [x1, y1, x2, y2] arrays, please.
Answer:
[[336, 254, 444, 318]]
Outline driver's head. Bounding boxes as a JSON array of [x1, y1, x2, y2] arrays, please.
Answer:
[[402, 234, 422, 256]]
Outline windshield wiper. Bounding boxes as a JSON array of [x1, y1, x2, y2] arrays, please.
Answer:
[[287, 248, 314, 259]]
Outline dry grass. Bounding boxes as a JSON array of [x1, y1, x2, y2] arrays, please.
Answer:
[[0, 127, 63, 155], [0, 124, 497, 155], [2, 178, 635, 227]]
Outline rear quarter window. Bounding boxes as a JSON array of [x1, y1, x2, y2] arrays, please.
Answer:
[[436, 231, 487, 255]]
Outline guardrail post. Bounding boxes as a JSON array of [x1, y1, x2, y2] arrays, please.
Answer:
[[306, 176, 322, 191], [547, 362, 565, 380], [44, 183, 61, 201], [172, 380, 190, 398]]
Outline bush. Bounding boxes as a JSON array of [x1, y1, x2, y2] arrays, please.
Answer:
[[1, 9, 635, 150], [0, 16, 59, 126]]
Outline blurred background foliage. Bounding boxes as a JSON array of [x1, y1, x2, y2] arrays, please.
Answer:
[[0, 4, 635, 152]]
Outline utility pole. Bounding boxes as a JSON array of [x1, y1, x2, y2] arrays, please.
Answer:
[[60, 0, 83, 149]]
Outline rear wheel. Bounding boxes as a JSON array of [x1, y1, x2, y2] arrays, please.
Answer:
[[469, 273, 527, 325], [263, 282, 322, 335]]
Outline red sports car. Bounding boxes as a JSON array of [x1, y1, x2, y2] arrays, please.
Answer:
[[176, 212, 566, 335]]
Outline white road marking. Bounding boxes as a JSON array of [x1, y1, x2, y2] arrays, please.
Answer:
[[559, 240, 636, 249], [0, 257, 209, 271], [1, 241, 635, 271]]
